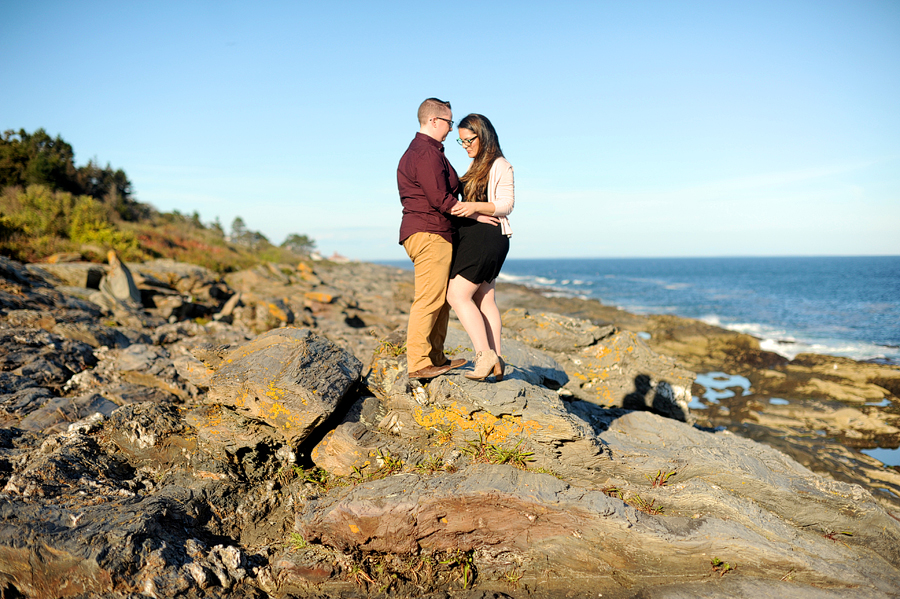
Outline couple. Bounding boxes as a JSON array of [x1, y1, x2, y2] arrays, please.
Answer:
[[397, 97, 514, 382]]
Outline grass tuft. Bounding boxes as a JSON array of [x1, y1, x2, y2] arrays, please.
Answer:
[[646, 469, 677, 487]]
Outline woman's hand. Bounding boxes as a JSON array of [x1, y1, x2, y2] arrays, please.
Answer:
[[450, 201, 479, 218], [475, 214, 500, 226]]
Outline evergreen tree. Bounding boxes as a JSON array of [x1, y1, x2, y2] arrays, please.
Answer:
[[231, 216, 248, 242], [281, 233, 316, 254], [0, 128, 141, 219]]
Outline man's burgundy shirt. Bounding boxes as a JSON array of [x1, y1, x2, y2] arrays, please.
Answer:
[[397, 133, 460, 245]]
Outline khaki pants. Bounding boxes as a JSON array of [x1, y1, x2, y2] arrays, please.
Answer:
[[403, 232, 453, 373]]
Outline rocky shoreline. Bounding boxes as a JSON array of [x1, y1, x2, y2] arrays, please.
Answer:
[[492, 283, 900, 509], [1, 255, 899, 598]]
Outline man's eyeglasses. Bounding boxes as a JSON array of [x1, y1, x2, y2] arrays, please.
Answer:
[[457, 135, 478, 148], [434, 116, 454, 128]]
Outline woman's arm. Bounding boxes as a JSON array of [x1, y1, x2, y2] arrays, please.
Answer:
[[490, 163, 514, 217], [450, 201, 495, 218]]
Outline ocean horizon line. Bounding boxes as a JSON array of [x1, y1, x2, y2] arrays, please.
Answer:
[[376, 254, 900, 264]]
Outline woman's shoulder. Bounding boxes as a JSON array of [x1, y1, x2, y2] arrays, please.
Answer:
[[491, 156, 513, 172]]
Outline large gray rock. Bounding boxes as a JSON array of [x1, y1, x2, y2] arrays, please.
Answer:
[[561, 329, 695, 421], [207, 328, 362, 446], [0, 329, 95, 390], [505, 308, 695, 422], [27, 261, 105, 289], [62, 343, 199, 410], [502, 307, 616, 352], [99, 251, 142, 309], [133, 259, 228, 302], [17, 393, 120, 432]]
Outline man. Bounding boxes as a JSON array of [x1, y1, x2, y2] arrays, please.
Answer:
[[397, 98, 467, 379]]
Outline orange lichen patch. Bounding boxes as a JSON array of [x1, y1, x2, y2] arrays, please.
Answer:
[[349, 523, 360, 533], [233, 391, 249, 409], [589, 345, 613, 360], [194, 471, 228, 480], [264, 383, 287, 401], [267, 302, 291, 322], [180, 361, 215, 377], [305, 291, 334, 304], [414, 403, 543, 443], [267, 402, 291, 419], [311, 430, 335, 461], [259, 400, 309, 432]]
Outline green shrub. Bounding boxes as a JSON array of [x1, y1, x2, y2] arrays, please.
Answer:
[[0, 185, 74, 237], [68, 195, 141, 257]]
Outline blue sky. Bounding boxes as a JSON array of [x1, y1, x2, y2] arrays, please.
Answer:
[[2, 1, 898, 261]]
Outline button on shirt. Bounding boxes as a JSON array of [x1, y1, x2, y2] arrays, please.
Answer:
[[397, 133, 460, 245]]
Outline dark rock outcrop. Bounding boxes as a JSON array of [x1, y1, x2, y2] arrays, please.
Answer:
[[206, 327, 362, 446]]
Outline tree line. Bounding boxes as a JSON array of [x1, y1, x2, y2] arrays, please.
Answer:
[[0, 128, 145, 221], [0, 128, 315, 267]]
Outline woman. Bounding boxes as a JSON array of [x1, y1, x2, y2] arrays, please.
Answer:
[[447, 114, 514, 381]]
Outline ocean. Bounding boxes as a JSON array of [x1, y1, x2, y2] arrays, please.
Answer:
[[382, 256, 900, 365]]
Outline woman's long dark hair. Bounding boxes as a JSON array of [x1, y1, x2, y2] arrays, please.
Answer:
[[459, 114, 503, 203]]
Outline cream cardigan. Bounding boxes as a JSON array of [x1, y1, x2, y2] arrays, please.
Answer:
[[487, 157, 514, 237]]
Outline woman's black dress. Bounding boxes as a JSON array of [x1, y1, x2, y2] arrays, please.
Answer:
[[450, 216, 509, 284]]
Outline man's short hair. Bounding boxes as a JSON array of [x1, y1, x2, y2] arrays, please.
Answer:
[[418, 98, 452, 126]]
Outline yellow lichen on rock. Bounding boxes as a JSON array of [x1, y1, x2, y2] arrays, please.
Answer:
[[414, 404, 542, 444]]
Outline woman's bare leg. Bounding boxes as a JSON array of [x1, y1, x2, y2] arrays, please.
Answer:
[[447, 275, 491, 353], [473, 281, 501, 357]]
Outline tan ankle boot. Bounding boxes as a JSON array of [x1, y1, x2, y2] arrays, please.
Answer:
[[494, 356, 505, 382], [465, 349, 499, 381]]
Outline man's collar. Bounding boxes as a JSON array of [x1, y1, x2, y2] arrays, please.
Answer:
[[415, 132, 444, 149]]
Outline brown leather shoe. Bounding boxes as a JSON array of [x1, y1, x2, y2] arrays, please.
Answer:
[[438, 358, 467, 370], [409, 358, 466, 379]]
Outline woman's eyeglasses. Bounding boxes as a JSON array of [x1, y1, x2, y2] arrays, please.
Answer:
[[457, 135, 478, 148]]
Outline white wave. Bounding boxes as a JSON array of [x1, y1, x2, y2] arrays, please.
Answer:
[[696, 316, 896, 363], [759, 337, 893, 362], [726, 322, 790, 338], [700, 314, 723, 327], [544, 291, 590, 299], [623, 276, 670, 287], [621, 305, 680, 315], [534, 277, 557, 285], [497, 272, 527, 283], [700, 316, 789, 340]]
